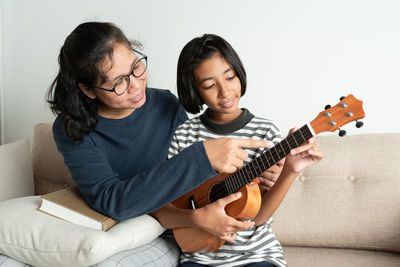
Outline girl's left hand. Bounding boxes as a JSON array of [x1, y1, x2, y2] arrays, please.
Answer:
[[256, 141, 284, 192], [257, 160, 284, 192], [284, 127, 323, 174]]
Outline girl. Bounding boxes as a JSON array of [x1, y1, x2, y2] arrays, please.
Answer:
[[47, 22, 271, 223], [151, 34, 323, 267]]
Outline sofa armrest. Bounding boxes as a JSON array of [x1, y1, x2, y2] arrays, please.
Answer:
[[0, 139, 34, 202]]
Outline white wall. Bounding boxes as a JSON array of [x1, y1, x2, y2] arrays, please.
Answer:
[[1, 0, 400, 145]]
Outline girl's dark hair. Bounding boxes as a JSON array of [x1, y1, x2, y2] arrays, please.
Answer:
[[177, 34, 247, 114], [47, 22, 132, 141]]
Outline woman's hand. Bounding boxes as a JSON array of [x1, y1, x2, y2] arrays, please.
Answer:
[[192, 192, 255, 242], [283, 127, 323, 174], [203, 138, 269, 173]]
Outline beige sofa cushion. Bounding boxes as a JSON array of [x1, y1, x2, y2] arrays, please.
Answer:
[[273, 133, 400, 253], [32, 123, 75, 195], [0, 139, 34, 202]]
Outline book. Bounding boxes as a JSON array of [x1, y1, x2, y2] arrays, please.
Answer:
[[38, 186, 118, 231]]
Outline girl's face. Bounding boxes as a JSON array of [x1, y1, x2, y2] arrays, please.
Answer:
[[86, 42, 147, 119], [194, 53, 242, 124]]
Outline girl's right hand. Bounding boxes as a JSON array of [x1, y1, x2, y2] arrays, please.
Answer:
[[191, 192, 255, 242], [203, 138, 269, 173]]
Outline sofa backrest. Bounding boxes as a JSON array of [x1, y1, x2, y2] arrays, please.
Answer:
[[273, 133, 400, 253], [32, 123, 75, 195]]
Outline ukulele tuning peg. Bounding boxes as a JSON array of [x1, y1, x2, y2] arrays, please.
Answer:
[[339, 129, 347, 137], [324, 104, 331, 110], [340, 96, 345, 101], [356, 120, 364, 128]]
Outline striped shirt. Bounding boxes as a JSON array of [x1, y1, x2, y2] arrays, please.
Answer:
[[168, 108, 287, 267]]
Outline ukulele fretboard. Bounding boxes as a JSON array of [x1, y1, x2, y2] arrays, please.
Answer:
[[223, 124, 314, 195]]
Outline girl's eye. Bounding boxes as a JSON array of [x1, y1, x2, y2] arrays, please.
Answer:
[[204, 84, 215, 89], [227, 75, 235, 81]]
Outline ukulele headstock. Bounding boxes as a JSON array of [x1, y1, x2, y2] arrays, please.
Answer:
[[310, 94, 365, 136]]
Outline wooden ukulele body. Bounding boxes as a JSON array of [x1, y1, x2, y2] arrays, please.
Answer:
[[172, 172, 261, 252]]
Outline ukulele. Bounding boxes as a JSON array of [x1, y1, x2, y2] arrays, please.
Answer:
[[172, 94, 365, 252]]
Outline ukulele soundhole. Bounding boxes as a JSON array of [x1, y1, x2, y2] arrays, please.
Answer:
[[209, 182, 228, 203]]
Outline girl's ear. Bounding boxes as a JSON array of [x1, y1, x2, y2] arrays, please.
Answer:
[[78, 83, 97, 99]]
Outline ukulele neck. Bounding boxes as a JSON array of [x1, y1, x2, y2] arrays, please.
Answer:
[[224, 124, 314, 194]]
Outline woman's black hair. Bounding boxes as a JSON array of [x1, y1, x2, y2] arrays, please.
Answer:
[[47, 22, 133, 141], [177, 34, 247, 114]]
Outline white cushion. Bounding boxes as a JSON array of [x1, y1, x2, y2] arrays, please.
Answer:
[[0, 139, 34, 202], [0, 196, 165, 267]]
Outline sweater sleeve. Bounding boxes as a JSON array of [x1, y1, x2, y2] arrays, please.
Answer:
[[53, 120, 217, 221]]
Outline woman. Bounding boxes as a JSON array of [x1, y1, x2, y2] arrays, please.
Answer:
[[47, 22, 277, 223]]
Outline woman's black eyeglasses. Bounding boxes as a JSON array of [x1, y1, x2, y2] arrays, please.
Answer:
[[92, 49, 148, 96]]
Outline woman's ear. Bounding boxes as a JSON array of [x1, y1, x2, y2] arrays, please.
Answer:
[[78, 83, 96, 99]]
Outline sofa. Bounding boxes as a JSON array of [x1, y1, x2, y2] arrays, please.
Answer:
[[0, 123, 399, 266]]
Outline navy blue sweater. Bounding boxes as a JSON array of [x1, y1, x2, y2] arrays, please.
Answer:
[[53, 88, 217, 220]]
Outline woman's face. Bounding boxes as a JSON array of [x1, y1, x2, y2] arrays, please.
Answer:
[[90, 43, 147, 119], [193, 52, 242, 124]]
